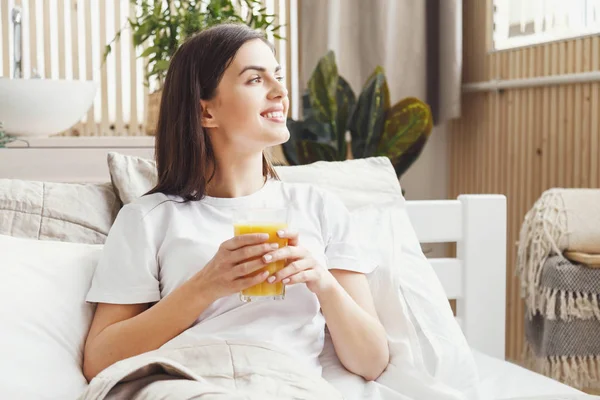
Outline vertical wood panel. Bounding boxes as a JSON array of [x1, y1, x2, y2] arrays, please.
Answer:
[[591, 36, 599, 187], [451, 0, 600, 370], [43, 0, 51, 78], [29, 0, 38, 78], [98, 0, 109, 136], [57, 0, 66, 78], [1, 1, 10, 77], [128, 2, 139, 135], [113, 0, 124, 136], [84, 0, 96, 135], [70, 0, 83, 136]]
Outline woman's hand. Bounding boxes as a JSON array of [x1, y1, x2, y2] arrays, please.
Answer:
[[192, 233, 279, 301], [266, 230, 336, 295]]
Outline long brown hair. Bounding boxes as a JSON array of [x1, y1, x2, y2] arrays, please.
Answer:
[[146, 24, 279, 202]]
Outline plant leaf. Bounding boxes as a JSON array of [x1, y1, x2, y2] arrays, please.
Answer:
[[154, 59, 170, 71], [283, 117, 335, 165], [391, 133, 429, 178], [334, 75, 355, 159], [376, 97, 433, 178], [140, 45, 158, 58], [297, 140, 337, 164], [348, 66, 388, 159], [282, 119, 302, 165], [307, 51, 338, 135]]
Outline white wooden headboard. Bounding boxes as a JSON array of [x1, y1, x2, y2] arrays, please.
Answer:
[[406, 196, 507, 360], [0, 137, 507, 359]]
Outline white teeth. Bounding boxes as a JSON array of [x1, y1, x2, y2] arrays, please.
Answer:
[[263, 111, 284, 119]]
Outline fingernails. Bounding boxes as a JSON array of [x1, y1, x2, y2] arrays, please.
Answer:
[[282, 278, 290, 284], [267, 276, 276, 283], [263, 254, 272, 262], [270, 243, 279, 249], [277, 230, 285, 237], [259, 233, 270, 239]]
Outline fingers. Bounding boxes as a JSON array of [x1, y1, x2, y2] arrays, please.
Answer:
[[235, 270, 269, 291], [262, 245, 306, 264], [269, 258, 316, 283], [280, 269, 319, 286], [229, 242, 280, 264], [233, 256, 272, 278], [277, 229, 299, 246], [221, 233, 270, 251]]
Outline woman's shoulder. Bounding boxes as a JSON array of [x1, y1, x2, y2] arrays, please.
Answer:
[[119, 192, 184, 220], [275, 180, 342, 207]]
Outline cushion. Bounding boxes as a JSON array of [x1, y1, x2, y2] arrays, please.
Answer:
[[0, 234, 103, 399], [320, 202, 481, 400], [0, 179, 120, 244], [107, 152, 403, 209]]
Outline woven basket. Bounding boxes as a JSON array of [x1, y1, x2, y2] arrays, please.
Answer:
[[145, 89, 162, 135]]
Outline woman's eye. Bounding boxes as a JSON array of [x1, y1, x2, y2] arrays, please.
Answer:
[[249, 77, 262, 84], [276, 76, 285, 82]]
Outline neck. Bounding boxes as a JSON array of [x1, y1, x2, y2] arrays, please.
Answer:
[[206, 151, 266, 198]]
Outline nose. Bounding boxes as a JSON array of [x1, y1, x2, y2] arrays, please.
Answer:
[[268, 79, 288, 99]]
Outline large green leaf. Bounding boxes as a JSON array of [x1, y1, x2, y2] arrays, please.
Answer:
[[297, 140, 337, 164], [282, 117, 334, 165], [376, 97, 433, 177], [348, 66, 389, 159], [335, 76, 356, 159], [391, 134, 429, 178], [281, 119, 303, 165], [307, 51, 338, 136]]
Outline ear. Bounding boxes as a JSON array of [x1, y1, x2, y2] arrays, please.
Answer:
[[200, 100, 218, 129]]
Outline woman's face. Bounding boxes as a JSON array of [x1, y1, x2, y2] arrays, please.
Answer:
[[201, 39, 290, 153]]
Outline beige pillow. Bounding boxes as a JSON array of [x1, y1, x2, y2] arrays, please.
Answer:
[[0, 179, 120, 244], [107, 152, 403, 209]]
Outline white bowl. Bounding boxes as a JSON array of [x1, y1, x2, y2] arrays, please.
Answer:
[[0, 78, 98, 137]]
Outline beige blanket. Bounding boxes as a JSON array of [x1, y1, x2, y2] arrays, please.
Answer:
[[78, 340, 343, 400]]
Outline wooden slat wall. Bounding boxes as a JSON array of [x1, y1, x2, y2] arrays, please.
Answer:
[[450, 0, 600, 364], [1, 0, 297, 137]]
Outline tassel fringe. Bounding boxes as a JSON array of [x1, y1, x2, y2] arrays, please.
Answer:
[[523, 343, 600, 389]]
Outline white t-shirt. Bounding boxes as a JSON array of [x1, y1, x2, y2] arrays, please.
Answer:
[[86, 178, 375, 374]]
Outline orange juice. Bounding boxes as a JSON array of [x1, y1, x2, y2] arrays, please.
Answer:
[[234, 223, 288, 300]]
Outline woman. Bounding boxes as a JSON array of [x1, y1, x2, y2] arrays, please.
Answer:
[[82, 23, 389, 392]]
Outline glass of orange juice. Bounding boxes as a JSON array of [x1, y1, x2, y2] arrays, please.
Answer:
[[232, 208, 289, 302]]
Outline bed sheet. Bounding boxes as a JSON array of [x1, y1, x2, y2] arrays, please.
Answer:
[[471, 348, 597, 399]]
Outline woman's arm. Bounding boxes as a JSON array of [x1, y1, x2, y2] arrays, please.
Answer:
[[317, 269, 389, 381], [268, 230, 389, 381], [83, 278, 213, 382]]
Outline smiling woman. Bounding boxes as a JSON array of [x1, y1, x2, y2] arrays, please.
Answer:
[[81, 23, 388, 397]]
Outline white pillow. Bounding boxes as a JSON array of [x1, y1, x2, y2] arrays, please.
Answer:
[[320, 202, 481, 400], [0, 235, 102, 399]]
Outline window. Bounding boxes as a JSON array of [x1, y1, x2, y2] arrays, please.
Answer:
[[492, 0, 600, 50]]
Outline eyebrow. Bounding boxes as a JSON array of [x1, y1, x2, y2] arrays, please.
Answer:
[[238, 65, 282, 76]]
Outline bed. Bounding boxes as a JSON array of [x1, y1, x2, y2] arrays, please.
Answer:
[[0, 137, 592, 399]]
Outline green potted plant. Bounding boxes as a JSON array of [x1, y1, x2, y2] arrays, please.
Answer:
[[0, 122, 16, 148], [104, 0, 283, 134], [283, 51, 433, 180]]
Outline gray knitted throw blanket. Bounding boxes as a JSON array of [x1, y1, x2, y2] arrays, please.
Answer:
[[524, 255, 600, 389], [517, 189, 600, 390]]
